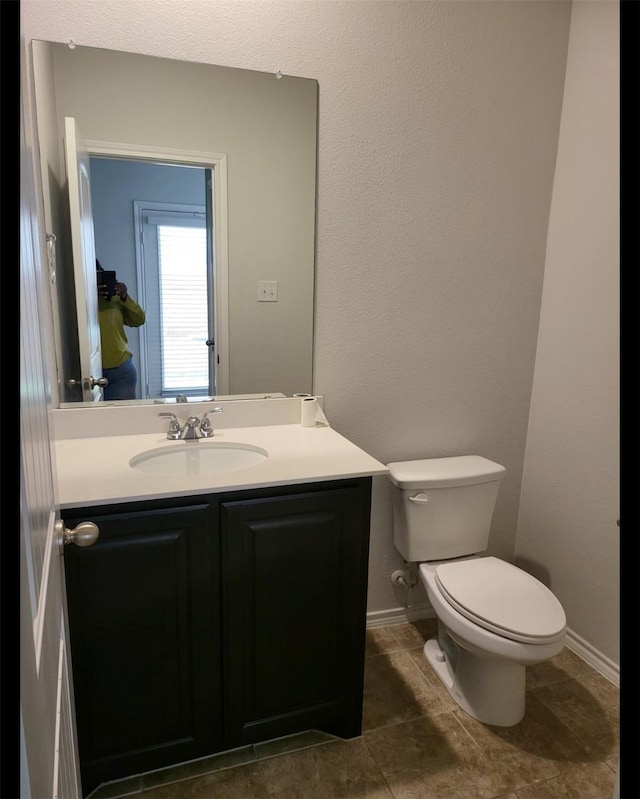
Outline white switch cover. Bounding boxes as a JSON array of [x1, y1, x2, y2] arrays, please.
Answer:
[[258, 280, 278, 301]]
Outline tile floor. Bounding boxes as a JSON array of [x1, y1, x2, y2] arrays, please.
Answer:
[[89, 619, 619, 799]]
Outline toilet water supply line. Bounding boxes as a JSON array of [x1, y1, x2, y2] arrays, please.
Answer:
[[391, 569, 418, 589]]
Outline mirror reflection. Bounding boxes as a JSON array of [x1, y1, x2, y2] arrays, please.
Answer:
[[31, 40, 318, 405], [93, 157, 211, 402]]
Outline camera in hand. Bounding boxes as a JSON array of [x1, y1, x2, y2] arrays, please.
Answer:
[[97, 270, 117, 300]]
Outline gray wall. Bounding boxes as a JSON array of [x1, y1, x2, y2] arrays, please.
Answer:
[[515, 0, 619, 669], [22, 1, 618, 666]]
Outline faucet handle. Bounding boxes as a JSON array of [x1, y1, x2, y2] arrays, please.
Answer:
[[158, 412, 181, 440], [199, 407, 223, 437]]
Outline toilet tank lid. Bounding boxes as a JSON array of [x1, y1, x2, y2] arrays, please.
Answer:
[[387, 455, 506, 489]]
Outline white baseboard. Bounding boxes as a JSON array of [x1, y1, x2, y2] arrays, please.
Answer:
[[565, 628, 619, 687], [366, 605, 435, 628], [366, 607, 620, 688]]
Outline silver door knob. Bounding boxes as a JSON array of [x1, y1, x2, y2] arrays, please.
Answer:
[[56, 520, 100, 552], [66, 377, 109, 388]]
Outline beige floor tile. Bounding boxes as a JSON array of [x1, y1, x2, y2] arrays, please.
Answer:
[[141, 746, 255, 790], [139, 760, 269, 798], [405, 646, 458, 712], [513, 760, 616, 798], [366, 626, 404, 656], [605, 756, 618, 772], [258, 737, 393, 798], [453, 694, 594, 790], [526, 648, 595, 691], [532, 672, 619, 761], [364, 712, 508, 799], [363, 649, 449, 730], [388, 619, 439, 649], [253, 729, 338, 760]]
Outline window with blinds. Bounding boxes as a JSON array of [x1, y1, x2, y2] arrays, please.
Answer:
[[156, 224, 209, 392]]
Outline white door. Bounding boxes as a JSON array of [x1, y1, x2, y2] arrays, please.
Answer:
[[64, 117, 103, 402], [21, 92, 82, 799], [134, 201, 212, 398]]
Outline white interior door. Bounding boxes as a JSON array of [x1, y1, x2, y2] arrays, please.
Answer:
[[21, 93, 82, 799], [64, 116, 103, 402], [134, 201, 212, 398]]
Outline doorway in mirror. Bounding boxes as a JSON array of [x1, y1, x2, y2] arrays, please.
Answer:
[[90, 153, 227, 399]]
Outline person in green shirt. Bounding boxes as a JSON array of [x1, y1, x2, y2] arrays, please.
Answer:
[[96, 260, 146, 400]]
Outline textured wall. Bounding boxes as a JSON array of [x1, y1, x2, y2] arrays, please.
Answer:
[[22, 1, 572, 614], [516, 0, 619, 667]]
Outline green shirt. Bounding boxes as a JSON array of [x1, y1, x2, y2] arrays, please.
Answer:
[[98, 295, 146, 368]]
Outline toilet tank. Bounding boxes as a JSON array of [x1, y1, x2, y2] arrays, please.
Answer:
[[387, 456, 506, 562]]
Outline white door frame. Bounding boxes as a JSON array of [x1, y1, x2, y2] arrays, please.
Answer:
[[85, 141, 230, 395]]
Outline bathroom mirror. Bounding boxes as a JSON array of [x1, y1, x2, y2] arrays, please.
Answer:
[[30, 40, 317, 406]]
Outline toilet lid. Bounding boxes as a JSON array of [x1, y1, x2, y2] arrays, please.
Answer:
[[435, 557, 566, 644]]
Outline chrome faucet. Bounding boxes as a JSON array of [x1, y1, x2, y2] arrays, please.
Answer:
[[198, 407, 224, 437], [158, 407, 224, 440], [157, 412, 182, 440], [182, 416, 203, 439]]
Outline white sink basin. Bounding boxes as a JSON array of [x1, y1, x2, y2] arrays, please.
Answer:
[[129, 442, 268, 476]]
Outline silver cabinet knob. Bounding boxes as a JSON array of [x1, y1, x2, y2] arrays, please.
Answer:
[[56, 520, 100, 552]]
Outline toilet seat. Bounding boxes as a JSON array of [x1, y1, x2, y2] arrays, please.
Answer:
[[434, 557, 566, 644]]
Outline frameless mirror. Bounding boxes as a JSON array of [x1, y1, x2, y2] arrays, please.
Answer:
[[30, 40, 317, 406]]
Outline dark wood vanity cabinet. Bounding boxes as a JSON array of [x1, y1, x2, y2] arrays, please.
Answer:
[[62, 499, 223, 794], [222, 483, 372, 744], [62, 478, 372, 796]]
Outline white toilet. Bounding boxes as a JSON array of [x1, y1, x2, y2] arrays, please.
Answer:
[[387, 455, 566, 727]]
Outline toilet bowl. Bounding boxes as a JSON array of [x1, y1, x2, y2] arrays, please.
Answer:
[[418, 556, 565, 726], [387, 455, 567, 726]]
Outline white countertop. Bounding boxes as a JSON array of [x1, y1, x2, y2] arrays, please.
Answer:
[[54, 423, 389, 509]]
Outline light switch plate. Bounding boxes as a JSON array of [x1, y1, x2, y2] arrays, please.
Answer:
[[258, 280, 278, 301]]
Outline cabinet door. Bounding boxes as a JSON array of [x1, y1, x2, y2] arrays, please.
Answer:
[[62, 502, 222, 795], [222, 482, 372, 745]]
